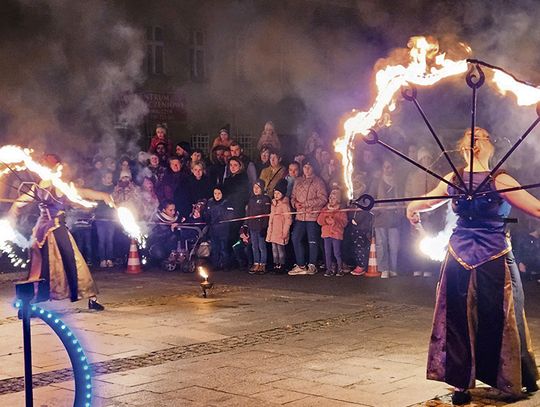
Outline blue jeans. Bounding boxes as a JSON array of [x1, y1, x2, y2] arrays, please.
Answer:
[[375, 227, 399, 273], [292, 221, 320, 266], [211, 236, 230, 269], [72, 227, 92, 263], [251, 233, 267, 264], [95, 220, 115, 261], [323, 237, 343, 271]]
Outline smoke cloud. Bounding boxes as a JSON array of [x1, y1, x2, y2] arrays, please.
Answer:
[[0, 0, 147, 163]]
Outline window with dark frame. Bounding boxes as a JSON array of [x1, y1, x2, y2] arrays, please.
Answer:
[[189, 30, 206, 81], [146, 26, 164, 75]]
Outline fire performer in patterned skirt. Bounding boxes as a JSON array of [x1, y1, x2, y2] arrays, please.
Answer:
[[8, 154, 113, 311], [406, 127, 539, 404]]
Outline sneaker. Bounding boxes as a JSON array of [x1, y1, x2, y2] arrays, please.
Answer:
[[525, 382, 539, 393], [351, 266, 366, 276], [413, 271, 422, 277], [88, 299, 105, 311], [106, 260, 114, 268], [256, 264, 267, 274], [99, 260, 107, 268], [380, 271, 390, 279], [423, 271, 433, 278], [323, 269, 334, 277], [389, 271, 398, 277], [288, 265, 308, 275], [306, 264, 318, 275], [249, 263, 260, 274], [335, 269, 344, 277], [451, 390, 471, 405]]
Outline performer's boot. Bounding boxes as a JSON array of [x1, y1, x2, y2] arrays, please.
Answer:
[[451, 389, 471, 405], [88, 297, 105, 311]]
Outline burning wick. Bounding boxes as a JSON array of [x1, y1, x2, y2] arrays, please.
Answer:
[[199, 267, 213, 298]]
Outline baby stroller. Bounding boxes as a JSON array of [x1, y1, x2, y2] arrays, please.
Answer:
[[162, 224, 210, 272]]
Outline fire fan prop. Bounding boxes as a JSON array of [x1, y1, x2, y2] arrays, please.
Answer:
[[335, 36, 540, 256]]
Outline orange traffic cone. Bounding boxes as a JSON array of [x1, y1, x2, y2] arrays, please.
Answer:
[[364, 236, 381, 277], [126, 239, 141, 274]]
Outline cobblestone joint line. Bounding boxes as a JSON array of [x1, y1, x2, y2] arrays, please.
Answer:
[[0, 303, 414, 395]]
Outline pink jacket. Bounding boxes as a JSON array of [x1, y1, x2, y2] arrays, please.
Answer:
[[317, 205, 348, 240], [291, 175, 327, 221], [266, 196, 292, 245]]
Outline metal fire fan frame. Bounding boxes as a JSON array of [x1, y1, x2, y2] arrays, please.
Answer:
[[353, 60, 540, 212]]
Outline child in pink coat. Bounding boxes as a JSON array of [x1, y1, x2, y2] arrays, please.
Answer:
[[266, 179, 292, 273], [317, 188, 348, 276]]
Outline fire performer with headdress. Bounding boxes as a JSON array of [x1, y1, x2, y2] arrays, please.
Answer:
[[406, 127, 539, 403], [8, 153, 113, 311]]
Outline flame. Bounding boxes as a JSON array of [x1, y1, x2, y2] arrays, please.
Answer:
[[418, 203, 457, 261], [335, 36, 469, 199], [0, 218, 30, 268], [0, 145, 96, 208], [117, 206, 142, 241], [199, 267, 208, 280], [492, 70, 540, 106]]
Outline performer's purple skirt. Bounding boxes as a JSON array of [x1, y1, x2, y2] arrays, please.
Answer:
[[427, 251, 538, 396]]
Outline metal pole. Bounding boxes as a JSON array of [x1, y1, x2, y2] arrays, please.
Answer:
[[16, 281, 37, 407], [21, 301, 33, 407]]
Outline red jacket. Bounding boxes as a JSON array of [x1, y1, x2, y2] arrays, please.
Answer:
[[317, 205, 347, 240]]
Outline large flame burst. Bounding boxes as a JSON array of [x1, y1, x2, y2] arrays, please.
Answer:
[[335, 36, 540, 200], [0, 145, 96, 208]]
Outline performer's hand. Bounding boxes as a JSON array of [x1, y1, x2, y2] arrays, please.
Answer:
[[104, 194, 115, 208], [407, 208, 421, 225]]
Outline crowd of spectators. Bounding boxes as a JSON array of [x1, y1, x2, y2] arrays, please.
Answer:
[[62, 121, 539, 281]]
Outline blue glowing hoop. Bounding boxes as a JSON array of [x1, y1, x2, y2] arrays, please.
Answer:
[[15, 300, 92, 407]]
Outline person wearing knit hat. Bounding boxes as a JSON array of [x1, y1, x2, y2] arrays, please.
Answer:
[[266, 177, 293, 273], [211, 124, 233, 152], [274, 178, 288, 197], [254, 179, 266, 193], [246, 180, 271, 274], [119, 169, 132, 180]]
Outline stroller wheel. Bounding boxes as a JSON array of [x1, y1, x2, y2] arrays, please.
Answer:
[[187, 261, 196, 273], [163, 261, 177, 272]]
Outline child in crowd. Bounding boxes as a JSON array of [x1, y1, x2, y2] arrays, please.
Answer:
[[149, 123, 172, 154], [246, 180, 271, 274], [206, 186, 234, 270], [266, 179, 292, 273], [317, 188, 348, 277], [344, 205, 374, 276]]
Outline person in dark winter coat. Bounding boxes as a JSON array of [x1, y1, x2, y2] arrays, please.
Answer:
[[222, 157, 250, 218], [246, 180, 271, 274], [175, 161, 213, 218], [158, 157, 187, 203], [205, 186, 234, 270], [147, 200, 180, 262]]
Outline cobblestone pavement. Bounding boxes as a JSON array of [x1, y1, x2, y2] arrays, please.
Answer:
[[0, 268, 539, 406]]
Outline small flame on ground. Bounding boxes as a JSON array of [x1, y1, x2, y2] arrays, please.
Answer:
[[199, 267, 208, 280]]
